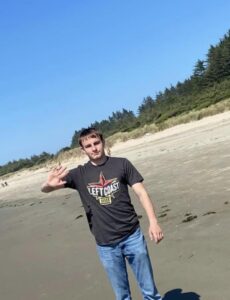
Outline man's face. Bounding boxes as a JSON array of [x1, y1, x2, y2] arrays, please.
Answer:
[[81, 135, 105, 161]]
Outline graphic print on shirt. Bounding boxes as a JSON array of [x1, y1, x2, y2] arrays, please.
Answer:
[[87, 172, 120, 205]]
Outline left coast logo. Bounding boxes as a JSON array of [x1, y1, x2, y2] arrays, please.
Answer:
[[87, 172, 120, 205]]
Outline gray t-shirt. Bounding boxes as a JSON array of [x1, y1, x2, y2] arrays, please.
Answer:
[[64, 156, 143, 245]]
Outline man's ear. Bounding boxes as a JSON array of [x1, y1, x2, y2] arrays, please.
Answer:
[[80, 147, 86, 155]]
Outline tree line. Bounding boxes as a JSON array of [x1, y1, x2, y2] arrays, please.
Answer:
[[0, 152, 54, 176], [71, 30, 230, 146], [1, 30, 230, 176]]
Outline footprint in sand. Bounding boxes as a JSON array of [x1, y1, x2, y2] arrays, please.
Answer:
[[202, 211, 216, 216], [182, 215, 197, 223], [75, 214, 83, 220], [158, 213, 167, 218], [161, 205, 168, 208]]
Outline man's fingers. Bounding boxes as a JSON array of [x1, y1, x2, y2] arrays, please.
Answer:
[[49, 166, 68, 183], [149, 229, 156, 241], [56, 180, 67, 187], [51, 165, 63, 171], [156, 232, 164, 243], [56, 166, 66, 174], [149, 229, 164, 243], [52, 166, 67, 176], [154, 233, 159, 243], [59, 170, 69, 179]]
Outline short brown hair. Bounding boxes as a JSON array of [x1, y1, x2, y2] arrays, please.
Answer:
[[78, 127, 104, 147]]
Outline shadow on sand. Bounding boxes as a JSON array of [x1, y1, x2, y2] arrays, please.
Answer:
[[163, 288, 200, 300]]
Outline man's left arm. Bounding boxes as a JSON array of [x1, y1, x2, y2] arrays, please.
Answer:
[[132, 182, 164, 244]]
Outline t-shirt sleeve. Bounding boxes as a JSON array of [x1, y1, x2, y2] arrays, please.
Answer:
[[64, 168, 78, 190], [123, 158, 144, 186]]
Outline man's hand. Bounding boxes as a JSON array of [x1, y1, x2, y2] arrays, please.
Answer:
[[148, 221, 164, 244], [132, 182, 164, 244], [41, 165, 69, 192]]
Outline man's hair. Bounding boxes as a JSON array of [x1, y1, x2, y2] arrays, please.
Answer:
[[78, 127, 104, 147]]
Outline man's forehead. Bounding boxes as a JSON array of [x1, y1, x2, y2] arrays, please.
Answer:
[[81, 134, 100, 143]]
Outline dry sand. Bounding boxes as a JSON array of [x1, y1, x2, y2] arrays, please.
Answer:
[[0, 111, 230, 300]]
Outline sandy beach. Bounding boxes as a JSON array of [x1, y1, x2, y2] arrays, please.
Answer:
[[0, 111, 230, 300]]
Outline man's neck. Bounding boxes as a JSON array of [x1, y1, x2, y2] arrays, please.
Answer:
[[90, 155, 108, 166]]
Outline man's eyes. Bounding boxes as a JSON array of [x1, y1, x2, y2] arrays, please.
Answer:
[[85, 141, 100, 148]]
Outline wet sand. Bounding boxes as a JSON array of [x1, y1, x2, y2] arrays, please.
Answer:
[[0, 111, 230, 300]]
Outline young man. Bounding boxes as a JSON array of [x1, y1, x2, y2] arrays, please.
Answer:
[[41, 128, 164, 300]]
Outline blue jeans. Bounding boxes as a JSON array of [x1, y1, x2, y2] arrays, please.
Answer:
[[96, 227, 162, 300]]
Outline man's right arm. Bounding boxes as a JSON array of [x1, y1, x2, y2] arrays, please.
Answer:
[[41, 165, 69, 193]]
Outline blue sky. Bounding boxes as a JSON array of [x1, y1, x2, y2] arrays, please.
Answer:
[[1, 0, 230, 165]]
